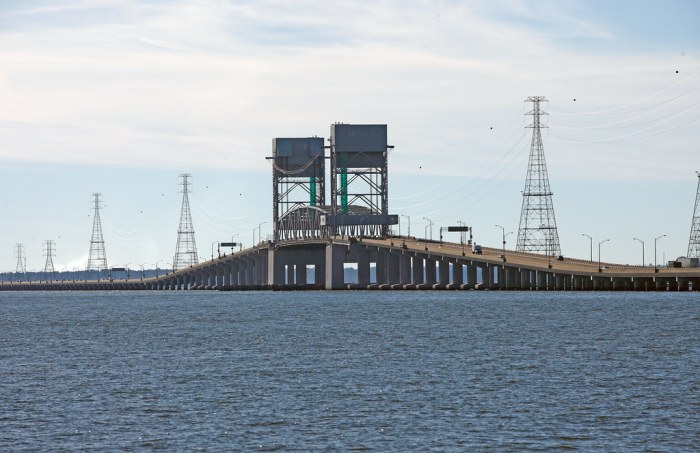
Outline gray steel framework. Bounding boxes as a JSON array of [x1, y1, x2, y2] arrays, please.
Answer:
[[270, 137, 326, 241], [329, 124, 393, 237], [14, 243, 26, 276], [43, 240, 55, 277], [173, 174, 199, 270], [516, 96, 562, 256], [688, 171, 700, 258], [87, 193, 108, 271]]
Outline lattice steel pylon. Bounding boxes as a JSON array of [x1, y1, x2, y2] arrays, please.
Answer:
[[516, 96, 562, 256], [14, 243, 26, 276], [173, 174, 198, 270], [87, 193, 108, 271], [43, 240, 55, 279], [688, 171, 700, 258]]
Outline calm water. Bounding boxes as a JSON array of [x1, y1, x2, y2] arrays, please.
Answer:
[[1, 291, 698, 451]]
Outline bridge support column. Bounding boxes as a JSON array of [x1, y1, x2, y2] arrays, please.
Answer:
[[519, 269, 530, 290], [449, 262, 463, 289], [400, 254, 412, 287], [375, 251, 387, 286], [385, 253, 400, 286], [315, 263, 324, 287], [286, 264, 295, 285], [412, 256, 424, 287], [554, 273, 564, 290], [267, 249, 281, 286], [325, 242, 346, 290], [654, 277, 665, 291], [464, 264, 476, 289], [503, 267, 516, 290], [255, 252, 267, 286], [424, 258, 436, 287], [216, 266, 225, 289], [357, 248, 371, 287], [669, 277, 678, 291], [434, 260, 449, 289], [478, 264, 491, 290], [535, 271, 545, 290], [230, 262, 240, 286], [295, 263, 307, 285]]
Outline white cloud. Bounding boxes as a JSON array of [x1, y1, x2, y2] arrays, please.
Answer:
[[1, 1, 698, 181]]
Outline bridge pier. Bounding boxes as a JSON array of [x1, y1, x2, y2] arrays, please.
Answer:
[[411, 255, 424, 288], [448, 262, 463, 289], [325, 242, 346, 290], [399, 254, 411, 288], [422, 258, 436, 288], [357, 249, 371, 287], [433, 260, 449, 289]]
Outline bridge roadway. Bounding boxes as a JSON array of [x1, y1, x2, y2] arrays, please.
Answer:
[[2, 236, 700, 291]]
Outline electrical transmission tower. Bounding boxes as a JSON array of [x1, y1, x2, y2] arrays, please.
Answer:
[[43, 240, 56, 280], [173, 174, 198, 270], [516, 96, 562, 256], [688, 171, 700, 258], [87, 193, 108, 271], [14, 243, 26, 277]]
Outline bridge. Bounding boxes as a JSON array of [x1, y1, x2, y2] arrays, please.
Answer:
[[3, 236, 700, 291], [4, 120, 700, 292]]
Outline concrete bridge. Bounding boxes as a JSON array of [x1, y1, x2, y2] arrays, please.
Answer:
[[3, 236, 700, 291], [5, 123, 698, 292]]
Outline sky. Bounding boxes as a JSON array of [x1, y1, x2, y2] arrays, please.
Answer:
[[1, 0, 699, 272]]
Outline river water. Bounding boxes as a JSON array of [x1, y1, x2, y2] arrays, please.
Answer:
[[1, 291, 698, 451]]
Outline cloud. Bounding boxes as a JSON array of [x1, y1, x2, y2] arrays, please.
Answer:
[[0, 0, 698, 180]]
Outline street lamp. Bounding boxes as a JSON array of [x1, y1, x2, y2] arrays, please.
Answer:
[[139, 263, 146, 281], [256, 221, 267, 245], [495, 224, 513, 260], [582, 233, 593, 262], [211, 241, 219, 261], [633, 237, 645, 267], [154, 260, 162, 277], [598, 239, 610, 272], [400, 215, 411, 238], [654, 234, 666, 271], [422, 217, 434, 241]]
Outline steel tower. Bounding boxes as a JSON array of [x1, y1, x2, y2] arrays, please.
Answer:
[[14, 243, 26, 276], [173, 174, 199, 270], [688, 171, 700, 258], [269, 137, 326, 241], [516, 96, 562, 256], [87, 193, 108, 271], [328, 124, 396, 237], [43, 240, 55, 279]]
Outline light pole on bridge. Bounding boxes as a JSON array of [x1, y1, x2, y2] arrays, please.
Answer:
[[255, 222, 267, 246], [598, 239, 610, 272], [400, 215, 411, 238], [633, 237, 645, 267], [582, 233, 593, 262], [654, 234, 666, 272], [495, 224, 513, 261], [211, 241, 220, 261], [422, 217, 434, 241]]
